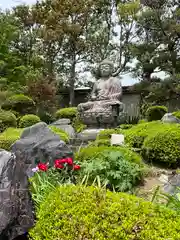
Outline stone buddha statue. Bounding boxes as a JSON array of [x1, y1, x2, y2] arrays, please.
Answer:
[[77, 60, 124, 127]]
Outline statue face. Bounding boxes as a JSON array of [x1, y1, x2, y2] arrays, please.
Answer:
[[99, 63, 112, 77]]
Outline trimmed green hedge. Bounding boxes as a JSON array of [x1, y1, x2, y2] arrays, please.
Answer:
[[76, 145, 143, 165], [29, 185, 180, 240], [2, 94, 35, 115], [0, 110, 17, 132], [19, 114, 41, 128], [124, 121, 167, 148], [145, 105, 167, 121], [0, 128, 23, 150], [55, 107, 77, 121], [142, 125, 180, 167]]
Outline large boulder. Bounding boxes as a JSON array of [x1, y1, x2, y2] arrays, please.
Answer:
[[0, 150, 34, 239], [11, 122, 73, 177], [50, 119, 75, 138], [161, 113, 180, 123]]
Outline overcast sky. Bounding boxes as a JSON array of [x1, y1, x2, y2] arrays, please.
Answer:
[[0, 0, 166, 86]]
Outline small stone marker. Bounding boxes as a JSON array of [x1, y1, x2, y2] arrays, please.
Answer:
[[111, 134, 124, 146]]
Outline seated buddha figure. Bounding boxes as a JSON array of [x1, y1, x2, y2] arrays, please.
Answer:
[[77, 60, 124, 127]]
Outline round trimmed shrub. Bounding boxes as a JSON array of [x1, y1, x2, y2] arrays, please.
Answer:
[[124, 121, 168, 148], [76, 145, 143, 165], [29, 185, 180, 240], [49, 126, 69, 143], [145, 105, 168, 121], [0, 128, 23, 150], [55, 107, 77, 121], [19, 114, 41, 128], [2, 94, 35, 115], [142, 125, 180, 167], [0, 110, 17, 132]]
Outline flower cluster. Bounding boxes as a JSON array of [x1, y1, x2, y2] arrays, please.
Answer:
[[32, 157, 80, 172]]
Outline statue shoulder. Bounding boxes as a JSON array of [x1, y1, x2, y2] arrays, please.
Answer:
[[109, 77, 122, 85]]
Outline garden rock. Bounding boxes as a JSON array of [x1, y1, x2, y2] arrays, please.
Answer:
[[163, 174, 180, 195], [161, 113, 180, 123], [77, 128, 104, 142], [0, 150, 34, 240], [11, 122, 73, 177], [51, 119, 75, 138]]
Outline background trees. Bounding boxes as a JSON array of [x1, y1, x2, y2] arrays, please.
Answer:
[[0, 0, 179, 107]]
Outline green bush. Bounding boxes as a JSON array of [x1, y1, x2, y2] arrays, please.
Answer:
[[138, 119, 147, 124], [145, 105, 168, 121], [0, 128, 23, 150], [96, 128, 122, 141], [2, 94, 35, 115], [49, 126, 69, 143], [29, 185, 180, 240], [172, 111, 180, 119], [89, 139, 111, 147], [0, 110, 17, 132], [124, 121, 167, 148], [19, 114, 41, 128], [55, 107, 77, 121], [76, 145, 143, 165], [72, 116, 86, 133], [142, 125, 180, 167], [120, 124, 133, 129], [80, 151, 144, 191]]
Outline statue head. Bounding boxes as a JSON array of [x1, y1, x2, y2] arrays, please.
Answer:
[[98, 60, 114, 78]]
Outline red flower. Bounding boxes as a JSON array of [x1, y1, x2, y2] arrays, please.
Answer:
[[38, 163, 48, 171], [66, 158, 73, 165], [55, 163, 64, 169], [73, 165, 81, 170]]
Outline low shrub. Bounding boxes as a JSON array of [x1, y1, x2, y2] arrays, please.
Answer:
[[2, 94, 36, 115], [0, 110, 17, 132], [120, 124, 133, 129], [138, 119, 147, 124], [72, 116, 86, 133], [80, 150, 144, 191], [124, 121, 167, 148], [49, 126, 69, 143], [172, 111, 180, 119], [96, 128, 122, 141], [145, 105, 168, 121], [76, 145, 143, 165], [142, 125, 180, 167], [89, 139, 111, 147], [19, 114, 41, 128], [0, 128, 23, 150], [29, 185, 180, 240], [55, 107, 77, 121]]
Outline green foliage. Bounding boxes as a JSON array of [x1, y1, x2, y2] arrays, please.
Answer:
[[29, 185, 180, 240], [138, 119, 147, 124], [72, 116, 86, 133], [80, 151, 144, 192], [120, 124, 133, 129], [76, 145, 143, 165], [19, 114, 41, 128], [146, 105, 168, 121], [172, 111, 180, 119], [2, 94, 36, 115], [89, 139, 111, 147], [49, 126, 69, 143], [55, 108, 77, 121], [0, 127, 23, 150], [96, 128, 122, 141], [142, 124, 180, 167], [0, 110, 17, 132], [124, 121, 166, 148]]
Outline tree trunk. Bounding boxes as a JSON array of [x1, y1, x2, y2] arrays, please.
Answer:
[[69, 52, 76, 106]]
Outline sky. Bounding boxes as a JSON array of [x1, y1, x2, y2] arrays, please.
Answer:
[[0, 0, 166, 86]]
